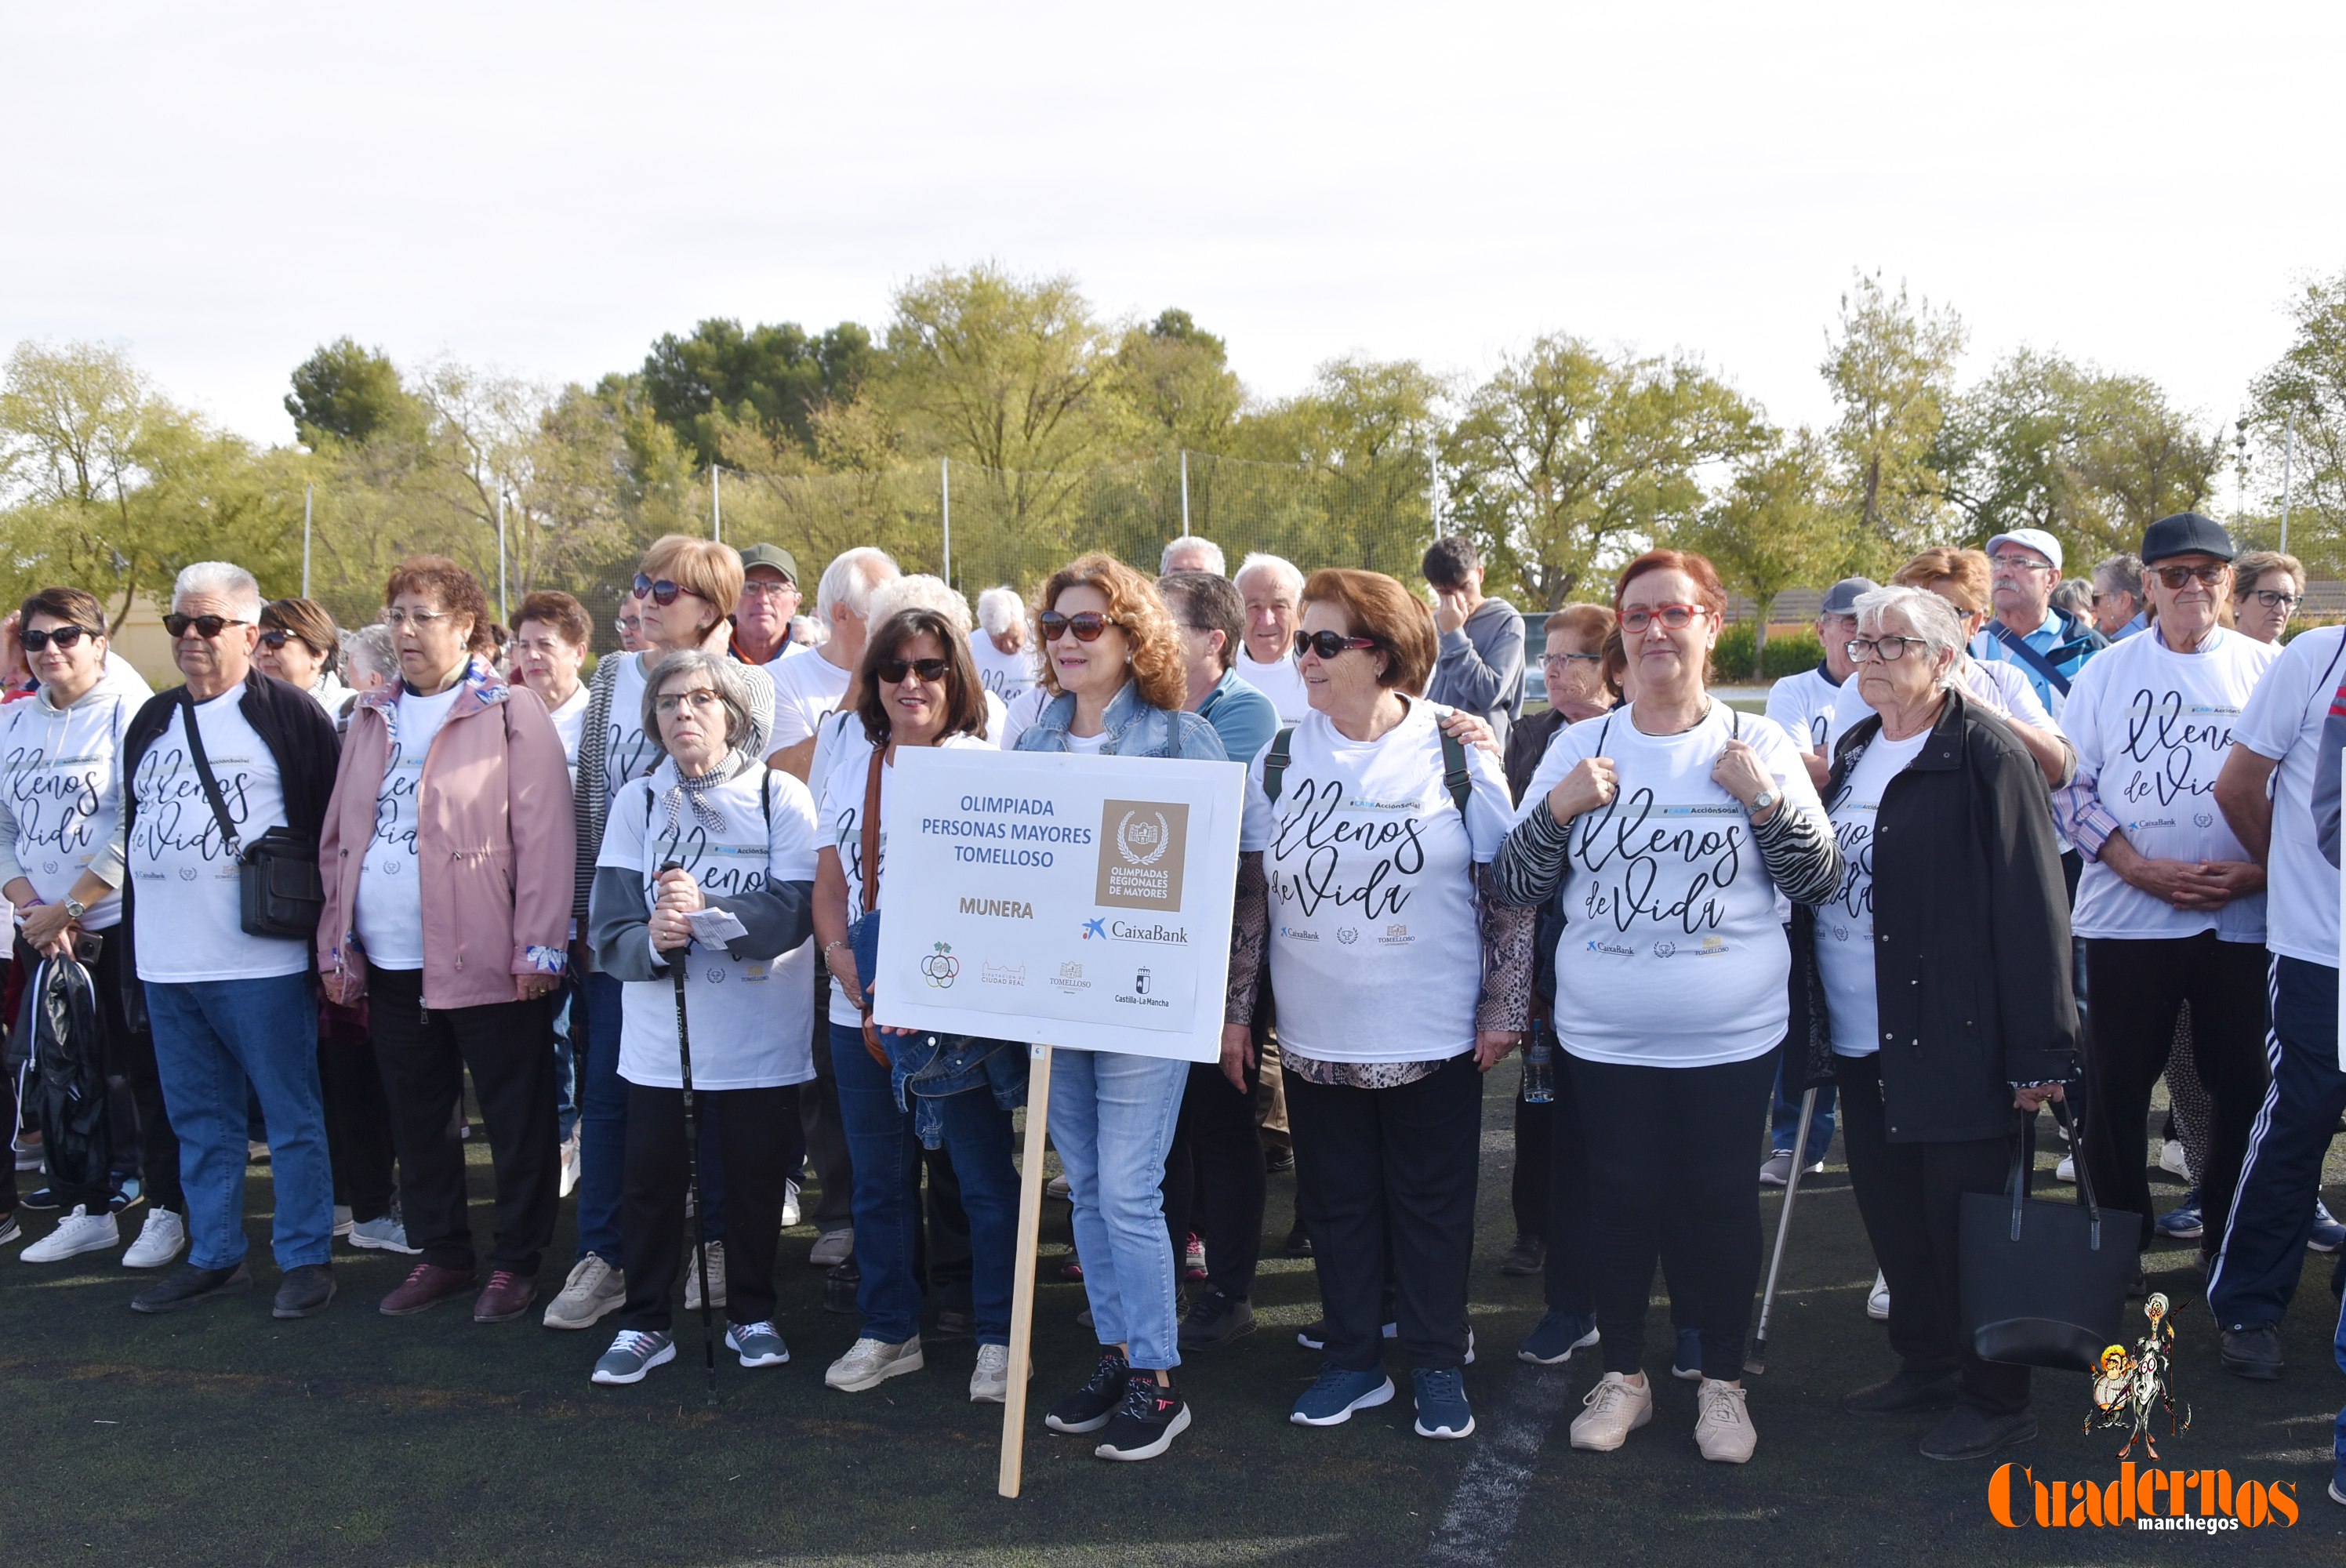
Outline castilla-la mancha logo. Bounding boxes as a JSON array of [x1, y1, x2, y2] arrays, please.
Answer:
[[1094, 799, 1189, 913]]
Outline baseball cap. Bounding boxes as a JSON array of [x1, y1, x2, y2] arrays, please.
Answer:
[[1985, 528, 2063, 574], [2139, 512, 2236, 567], [1818, 577, 1879, 616], [738, 543, 800, 586]]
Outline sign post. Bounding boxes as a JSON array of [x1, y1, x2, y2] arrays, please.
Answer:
[[872, 747, 1243, 1497]]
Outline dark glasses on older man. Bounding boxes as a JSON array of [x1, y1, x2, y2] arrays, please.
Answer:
[[1040, 611, 1118, 642], [1294, 630, 1378, 660], [2150, 563, 2227, 590], [164, 613, 246, 639], [632, 572, 706, 607], [20, 625, 95, 652]]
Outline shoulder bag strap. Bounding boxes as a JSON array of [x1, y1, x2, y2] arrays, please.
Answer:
[[1262, 726, 1295, 806], [1438, 720, 1471, 816], [1985, 619, 2072, 697], [859, 745, 884, 916], [178, 691, 245, 861]]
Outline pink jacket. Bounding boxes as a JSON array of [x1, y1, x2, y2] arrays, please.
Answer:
[[317, 659, 576, 1011]]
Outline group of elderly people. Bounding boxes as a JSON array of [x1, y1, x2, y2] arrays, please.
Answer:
[[1, 514, 2341, 1497]]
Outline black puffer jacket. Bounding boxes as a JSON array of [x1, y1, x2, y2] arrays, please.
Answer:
[[1791, 688, 2077, 1143]]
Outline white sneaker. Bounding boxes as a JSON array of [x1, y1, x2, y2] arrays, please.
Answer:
[[1693, 1378, 1756, 1464], [809, 1228, 853, 1268], [1867, 1269, 1890, 1321], [685, 1241, 728, 1310], [557, 1135, 581, 1200], [122, 1207, 187, 1269], [2159, 1139, 2190, 1179], [1046, 1173, 1072, 1200], [1570, 1371, 1653, 1451], [2056, 1155, 2075, 1182], [826, 1334, 924, 1392], [543, 1254, 626, 1330], [22, 1205, 118, 1264], [332, 1204, 354, 1237], [780, 1179, 801, 1230], [969, 1342, 1017, 1403]]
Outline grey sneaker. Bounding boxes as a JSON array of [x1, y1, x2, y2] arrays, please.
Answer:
[[543, 1254, 626, 1330], [825, 1334, 923, 1392], [969, 1342, 1020, 1403], [685, 1240, 727, 1310], [591, 1329, 675, 1385], [726, 1320, 790, 1368], [348, 1213, 419, 1255]]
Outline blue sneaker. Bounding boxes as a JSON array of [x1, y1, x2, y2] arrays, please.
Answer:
[[1411, 1367, 1475, 1439], [1516, 1309, 1600, 1367], [1290, 1364, 1395, 1427], [591, 1328, 675, 1385], [1672, 1327, 1704, 1382], [726, 1320, 790, 1367], [2154, 1190, 2204, 1241], [2310, 1200, 2344, 1254]]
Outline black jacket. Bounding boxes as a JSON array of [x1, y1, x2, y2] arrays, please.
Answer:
[[119, 670, 342, 999], [1791, 688, 2076, 1143]]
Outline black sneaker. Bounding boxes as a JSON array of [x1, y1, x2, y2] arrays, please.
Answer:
[[822, 1258, 860, 1315], [132, 1259, 254, 1314], [1284, 1219, 1313, 1257], [1498, 1235, 1544, 1276], [1044, 1348, 1131, 1435], [1095, 1372, 1190, 1461], [272, 1263, 336, 1319], [21, 1188, 59, 1212], [1178, 1288, 1257, 1349]]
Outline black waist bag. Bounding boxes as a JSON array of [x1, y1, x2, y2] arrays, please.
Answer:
[[180, 692, 325, 941], [1959, 1101, 2137, 1372]]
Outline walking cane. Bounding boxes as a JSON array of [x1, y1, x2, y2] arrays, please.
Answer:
[[661, 861, 719, 1406], [1745, 1087, 1816, 1376]]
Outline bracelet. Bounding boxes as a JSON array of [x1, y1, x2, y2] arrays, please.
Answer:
[[823, 939, 851, 957]]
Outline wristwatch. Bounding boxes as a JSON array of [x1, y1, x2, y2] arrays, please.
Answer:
[[62, 897, 86, 920], [1745, 789, 1779, 818]]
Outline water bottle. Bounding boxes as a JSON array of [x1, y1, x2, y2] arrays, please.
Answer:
[[1520, 1036, 1555, 1105]]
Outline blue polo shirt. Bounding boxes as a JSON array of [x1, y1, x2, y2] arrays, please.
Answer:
[[1196, 666, 1279, 771], [1973, 608, 2100, 713]]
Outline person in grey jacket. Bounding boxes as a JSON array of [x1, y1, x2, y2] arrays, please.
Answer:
[[1422, 535, 1524, 747]]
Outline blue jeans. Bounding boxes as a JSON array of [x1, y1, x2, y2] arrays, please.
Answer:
[[551, 974, 579, 1145], [146, 974, 333, 1272], [1050, 1047, 1188, 1372], [831, 1022, 1022, 1345], [575, 971, 726, 1268], [1769, 1054, 1835, 1163]]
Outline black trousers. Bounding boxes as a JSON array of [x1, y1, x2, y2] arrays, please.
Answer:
[[619, 1082, 794, 1332], [319, 1000, 395, 1223], [367, 964, 558, 1276], [2079, 935, 2269, 1258], [1571, 1047, 1776, 1381], [1836, 1052, 2032, 1414], [1287, 1051, 1480, 1371], [1162, 1054, 1266, 1301], [800, 962, 855, 1232]]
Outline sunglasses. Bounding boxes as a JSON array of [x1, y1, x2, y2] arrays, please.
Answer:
[[1040, 611, 1119, 642], [20, 625, 95, 652], [632, 573, 708, 608], [877, 656, 951, 684], [1295, 630, 1379, 659], [2151, 563, 2227, 590], [257, 629, 307, 651], [1618, 604, 1706, 633], [164, 613, 247, 639]]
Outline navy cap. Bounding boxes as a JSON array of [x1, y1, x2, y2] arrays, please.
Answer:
[[1819, 577, 1879, 616], [2139, 513, 2235, 567]]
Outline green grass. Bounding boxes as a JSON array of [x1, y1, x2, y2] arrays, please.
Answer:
[[4, 1067, 2343, 1566]]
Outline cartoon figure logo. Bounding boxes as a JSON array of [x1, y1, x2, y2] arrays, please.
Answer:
[[2086, 1292, 2189, 1460]]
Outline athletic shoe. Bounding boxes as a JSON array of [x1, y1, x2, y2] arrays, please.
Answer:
[[808, 1228, 853, 1268], [348, 1213, 419, 1254], [780, 1179, 801, 1230], [107, 1177, 143, 1215], [2219, 1324, 2282, 1381], [1919, 1403, 2038, 1461], [122, 1208, 187, 1269], [473, 1269, 536, 1323], [592, 1329, 674, 1385], [248, 1140, 271, 1164], [20, 1188, 58, 1211], [2159, 1139, 2189, 1178], [543, 1254, 625, 1329], [2330, 1476, 2345, 1508], [1867, 1270, 1890, 1321], [1182, 1232, 1207, 1282], [969, 1343, 1017, 1403], [557, 1135, 581, 1200], [1517, 1309, 1600, 1367], [0, 1211, 18, 1247], [1178, 1289, 1257, 1349], [1570, 1372, 1653, 1452], [1498, 1236, 1544, 1276], [1296, 1319, 1397, 1352], [1265, 1146, 1295, 1175], [22, 1205, 118, 1263], [379, 1261, 477, 1316], [2154, 1190, 2204, 1240], [2055, 1156, 2075, 1182], [1094, 1374, 1189, 1461], [273, 1263, 336, 1319], [131, 1258, 252, 1313], [826, 1334, 924, 1392], [11, 1134, 40, 1171], [727, 1320, 790, 1367], [1046, 1174, 1071, 1200], [1671, 1327, 1704, 1381], [332, 1204, 354, 1238], [2310, 1200, 2345, 1253], [1760, 1152, 1822, 1186], [1291, 1365, 1395, 1426], [1411, 1367, 1475, 1439], [685, 1241, 727, 1311], [1044, 1348, 1130, 1434], [1693, 1379, 1756, 1463]]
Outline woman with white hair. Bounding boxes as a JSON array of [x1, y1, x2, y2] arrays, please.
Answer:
[[968, 586, 1039, 703], [1799, 584, 2077, 1462]]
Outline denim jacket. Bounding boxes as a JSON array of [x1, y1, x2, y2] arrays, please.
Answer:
[[885, 1029, 1030, 1149], [1013, 681, 1226, 762]]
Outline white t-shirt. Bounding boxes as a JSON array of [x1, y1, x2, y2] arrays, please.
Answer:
[[2068, 627, 2279, 945], [1240, 700, 1514, 1063], [127, 691, 305, 982], [1063, 730, 1109, 755], [601, 653, 662, 810], [1765, 666, 1842, 754], [2232, 626, 2346, 967], [768, 649, 854, 753], [601, 762, 820, 1090], [0, 686, 136, 930], [968, 631, 1040, 703], [547, 682, 590, 784], [354, 681, 463, 971], [1236, 649, 1312, 722], [997, 684, 1052, 750], [1814, 727, 1932, 1057], [1516, 703, 1827, 1068], [815, 728, 997, 1026]]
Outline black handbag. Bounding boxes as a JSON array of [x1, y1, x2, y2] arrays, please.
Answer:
[[180, 691, 325, 941], [1959, 1100, 2138, 1372]]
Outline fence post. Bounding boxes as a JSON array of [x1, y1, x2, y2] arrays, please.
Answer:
[[496, 492, 509, 624], [712, 463, 723, 543], [1179, 448, 1191, 534], [2279, 413, 2295, 554], [942, 457, 953, 586], [300, 481, 313, 598]]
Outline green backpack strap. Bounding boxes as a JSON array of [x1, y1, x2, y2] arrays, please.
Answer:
[[1262, 726, 1295, 806], [1437, 717, 1471, 817]]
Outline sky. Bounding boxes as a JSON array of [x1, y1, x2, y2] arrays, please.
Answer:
[[5, 2, 2343, 450]]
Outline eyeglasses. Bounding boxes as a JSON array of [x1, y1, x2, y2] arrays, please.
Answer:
[[164, 613, 247, 639], [739, 579, 797, 600], [614, 615, 642, 636], [2150, 563, 2228, 590], [1618, 604, 1706, 634], [383, 608, 447, 630], [1847, 636, 1930, 662], [20, 625, 94, 652], [1295, 630, 1379, 659], [257, 629, 298, 650], [1989, 554, 2055, 573], [2245, 588, 2302, 611], [1541, 652, 1602, 670], [633, 573, 708, 608], [1040, 611, 1119, 642], [877, 656, 950, 684], [654, 689, 724, 716]]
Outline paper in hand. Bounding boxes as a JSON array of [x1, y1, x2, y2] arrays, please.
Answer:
[[684, 907, 748, 946]]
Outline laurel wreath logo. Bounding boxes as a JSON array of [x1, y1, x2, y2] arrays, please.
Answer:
[[1116, 810, 1171, 867]]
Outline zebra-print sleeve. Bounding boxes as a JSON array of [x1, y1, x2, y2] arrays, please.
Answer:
[[1755, 797, 1841, 908], [1491, 799, 1573, 909]]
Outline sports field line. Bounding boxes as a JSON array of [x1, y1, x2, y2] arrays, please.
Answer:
[[736, 1534, 1348, 1567], [1422, 1363, 1576, 1568]]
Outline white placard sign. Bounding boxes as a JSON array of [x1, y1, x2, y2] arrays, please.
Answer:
[[870, 746, 1244, 1063]]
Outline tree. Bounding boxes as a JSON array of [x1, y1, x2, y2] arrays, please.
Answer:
[[2245, 267, 2346, 570], [285, 338, 423, 445], [1441, 334, 1762, 608], [638, 317, 874, 466], [1821, 273, 1966, 553], [1686, 430, 1861, 676], [1113, 308, 1243, 452], [1233, 356, 1447, 579]]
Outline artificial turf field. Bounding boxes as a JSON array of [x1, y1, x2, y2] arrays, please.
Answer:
[[3, 1060, 2342, 1567]]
